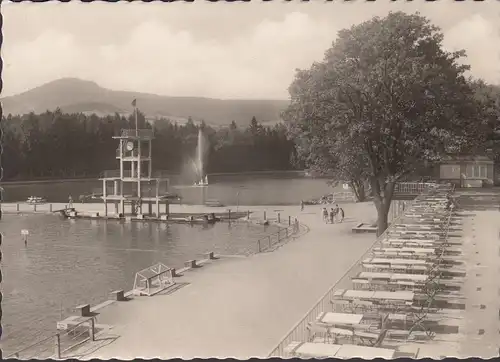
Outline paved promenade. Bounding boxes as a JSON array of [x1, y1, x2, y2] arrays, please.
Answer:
[[65, 202, 378, 359], [458, 210, 500, 358]]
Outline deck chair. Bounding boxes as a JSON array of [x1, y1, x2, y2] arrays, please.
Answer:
[[306, 322, 332, 343]]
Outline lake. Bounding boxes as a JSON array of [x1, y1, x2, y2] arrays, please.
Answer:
[[1, 173, 337, 205]]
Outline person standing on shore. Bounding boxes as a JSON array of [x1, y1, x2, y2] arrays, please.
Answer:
[[338, 207, 345, 223], [322, 208, 328, 223], [68, 195, 73, 208], [329, 208, 335, 224], [300, 200, 305, 211]]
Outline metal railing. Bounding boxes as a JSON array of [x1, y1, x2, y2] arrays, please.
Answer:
[[267, 191, 427, 357], [118, 129, 154, 139], [388, 199, 410, 223], [332, 191, 357, 203], [394, 182, 435, 195], [7, 317, 96, 359], [100, 169, 173, 179], [257, 222, 302, 253]]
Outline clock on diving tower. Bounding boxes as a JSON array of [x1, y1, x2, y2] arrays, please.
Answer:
[[99, 129, 170, 217]]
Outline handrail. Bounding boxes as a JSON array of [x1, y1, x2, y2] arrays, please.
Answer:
[[267, 184, 449, 357], [5, 334, 55, 359], [256, 222, 299, 253], [7, 316, 95, 359], [100, 169, 173, 179], [118, 129, 154, 139], [394, 182, 435, 194]]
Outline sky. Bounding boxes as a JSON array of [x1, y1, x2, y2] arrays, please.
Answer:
[[2, 1, 500, 100]]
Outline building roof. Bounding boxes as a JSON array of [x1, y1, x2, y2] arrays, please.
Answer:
[[440, 154, 493, 162]]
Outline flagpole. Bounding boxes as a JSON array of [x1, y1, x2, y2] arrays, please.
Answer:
[[134, 106, 138, 137]]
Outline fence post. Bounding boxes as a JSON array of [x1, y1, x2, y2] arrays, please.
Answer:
[[288, 215, 291, 226], [49, 203, 53, 212], [34, 204, 37, 212], [277, 213, 281, 223], [258, 240, 261, 253], [268, 235, 271, 248], [264, 211, 266, 221], [54, 333, 61, 359], [16, 203, 19, 212], [286, 228, 289, 238], [89, 318, 95, 341], [247, 210, 250, 219], [228, 209, 231, 221]]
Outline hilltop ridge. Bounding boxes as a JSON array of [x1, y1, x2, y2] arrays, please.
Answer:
[[1, 78, 289, 126]]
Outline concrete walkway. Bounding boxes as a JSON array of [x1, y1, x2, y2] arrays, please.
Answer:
[[67, 203, 378, 359], [458, 210, 500, 358]]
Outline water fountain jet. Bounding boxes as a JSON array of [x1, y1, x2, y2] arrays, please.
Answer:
[[194, 127, 209, 187]]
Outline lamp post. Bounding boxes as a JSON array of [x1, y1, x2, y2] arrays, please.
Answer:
[[236, 185, 245, 212]]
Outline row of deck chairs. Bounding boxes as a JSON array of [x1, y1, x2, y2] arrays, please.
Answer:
[[284, 183, 462, 359]]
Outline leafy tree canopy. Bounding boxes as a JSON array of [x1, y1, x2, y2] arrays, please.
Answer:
[[284, 11, 486, 233]]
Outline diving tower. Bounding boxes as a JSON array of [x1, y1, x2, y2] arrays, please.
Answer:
[[99, 129, 171, 217]]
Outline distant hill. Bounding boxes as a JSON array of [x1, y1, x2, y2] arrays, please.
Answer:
[[1, 78, 289, 127]]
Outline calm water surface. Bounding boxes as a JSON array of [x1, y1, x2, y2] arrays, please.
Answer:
[[1, 174, 336, 205], [0, 214, 276, 355]]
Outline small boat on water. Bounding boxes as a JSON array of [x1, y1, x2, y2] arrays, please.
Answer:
[[26, 196, 47, 205], [194, 175, 209, 187], [176, 218, 217, 225], [205, 199, 224, 207], [179, 213, 220, 224]]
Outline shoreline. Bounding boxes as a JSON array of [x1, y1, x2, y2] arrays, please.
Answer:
[[0, 177, 98, 186], [49, 202, 377, 359], [0, 170, 316, 186], [2, 203, 374, 358], [3, 202, 303, 358]]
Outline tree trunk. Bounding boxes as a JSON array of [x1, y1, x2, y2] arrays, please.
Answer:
[[370, 177, 396, 236], [357, 182, 366, 202], [350, 179, 366, 202], [376, 206, 389, 237]]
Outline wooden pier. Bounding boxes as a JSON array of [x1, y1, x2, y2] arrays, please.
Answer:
[[63, 209, 250, 225]]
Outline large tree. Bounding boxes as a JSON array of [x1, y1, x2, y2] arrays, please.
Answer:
[[295, 133, 369, 202], [285, 12, 484, 235], [471, 80, 500, 162]]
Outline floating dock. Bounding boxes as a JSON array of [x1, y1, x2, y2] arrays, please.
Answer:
[[63, 209, 251, 225]]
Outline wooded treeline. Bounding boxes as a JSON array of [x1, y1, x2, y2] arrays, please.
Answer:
[[1, 110, 297, 180]]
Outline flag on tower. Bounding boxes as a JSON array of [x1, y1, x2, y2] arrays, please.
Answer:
[[132, 99, 137, 107]]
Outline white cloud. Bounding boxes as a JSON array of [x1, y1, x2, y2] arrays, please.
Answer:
[[2, 5, 500, 99]]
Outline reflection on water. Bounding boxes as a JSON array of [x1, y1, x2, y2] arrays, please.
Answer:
[[1, 214, 275, 355]]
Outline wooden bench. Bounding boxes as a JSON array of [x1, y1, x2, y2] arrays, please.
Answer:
[[75, 304, 91, 317], [57, 315, 92, 331], [111, 290, 125, 301], [204, 252, 215, 260]]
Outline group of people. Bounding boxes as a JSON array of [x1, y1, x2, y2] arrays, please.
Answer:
[[322, 204, 344, 224]]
